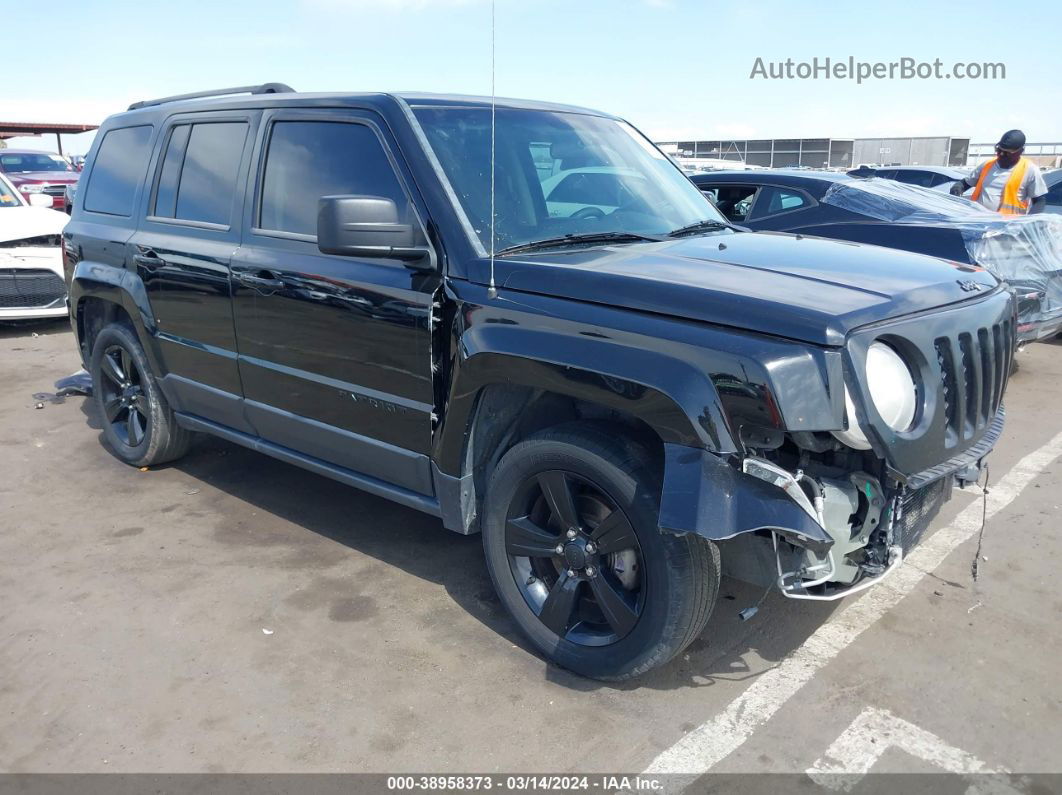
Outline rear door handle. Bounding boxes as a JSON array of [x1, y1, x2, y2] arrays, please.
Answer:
[[235, 270, 285, 291]]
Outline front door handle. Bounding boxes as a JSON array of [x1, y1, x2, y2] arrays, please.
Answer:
[[235, 270, 285, 291], [134, 252, 165, 270]]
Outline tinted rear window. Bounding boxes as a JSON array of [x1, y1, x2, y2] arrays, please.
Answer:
[[151, 122, 248, 226], [174, 123, 248, 225], [84, 125, 153, 216]]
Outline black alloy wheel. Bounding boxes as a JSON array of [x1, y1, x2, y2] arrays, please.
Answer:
[[482, 424, 720, 680], [89, 322, 192, 467], [98, 344, 150, 447], [506, 469, 645, 647]]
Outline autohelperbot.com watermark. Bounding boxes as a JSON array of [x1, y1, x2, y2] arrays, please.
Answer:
[[750, 56, 1005, 83]]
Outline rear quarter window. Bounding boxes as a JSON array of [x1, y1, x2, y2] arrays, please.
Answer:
[[84, 125, 153, 216]]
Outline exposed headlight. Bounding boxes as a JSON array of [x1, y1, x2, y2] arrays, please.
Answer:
[[832, 342, 917, 450], [866, 342, 917, 432]]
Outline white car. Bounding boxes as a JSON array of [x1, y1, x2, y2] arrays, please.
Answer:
[[0, 172, 69, 320]]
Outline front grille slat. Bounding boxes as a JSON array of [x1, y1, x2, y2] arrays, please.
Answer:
[[962, 331, 983, 434], [935, 337, 959, 448], [955, 333, 972, 439], [991, 324, 1004, 414], [977, 327, 992, 429]]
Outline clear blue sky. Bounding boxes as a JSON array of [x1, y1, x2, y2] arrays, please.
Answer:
[[4, 0, 1059, 155]]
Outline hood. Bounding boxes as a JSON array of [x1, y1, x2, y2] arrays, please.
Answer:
[[5, 171, 79, 185], [0, 206, 68, 244], [482, 231, 999, 346]]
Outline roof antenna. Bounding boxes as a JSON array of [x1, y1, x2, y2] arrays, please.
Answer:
[[486, 0, 498, 300]]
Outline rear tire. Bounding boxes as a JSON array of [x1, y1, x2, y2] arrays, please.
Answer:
[[90, 323, 192, 467], [482, 424, 720, 680]]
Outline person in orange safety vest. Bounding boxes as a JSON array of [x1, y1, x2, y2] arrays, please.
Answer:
[[950, 129, 1047, 214]]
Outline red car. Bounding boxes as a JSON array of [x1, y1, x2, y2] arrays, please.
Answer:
[[0, 149, 80, 210]]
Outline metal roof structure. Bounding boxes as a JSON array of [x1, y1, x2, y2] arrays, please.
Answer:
[[0, 122, 100, 155]]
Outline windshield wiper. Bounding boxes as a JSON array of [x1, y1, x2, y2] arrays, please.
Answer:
[[666, 219, 734, 238], [495, 231, 664, 257]]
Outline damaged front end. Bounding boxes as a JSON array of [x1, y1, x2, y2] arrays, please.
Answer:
[[660, 287, 1014, 601]]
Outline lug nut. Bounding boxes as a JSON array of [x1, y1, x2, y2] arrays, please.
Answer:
[[566, 569, 576, 577], [585, 566, 596, 577], [585, 543, 596, 554], [566, 528, 578, 539], [554, 544, 564, 554]]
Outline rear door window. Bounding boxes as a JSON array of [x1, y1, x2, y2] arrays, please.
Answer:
[[750, 186, 811, 219], [84, 125, 153, 216], [152, 121, 248, 226]]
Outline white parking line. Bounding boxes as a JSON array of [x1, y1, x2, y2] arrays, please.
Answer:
[[643, 431, 1062, 783], [806, 706, 1017, 794]]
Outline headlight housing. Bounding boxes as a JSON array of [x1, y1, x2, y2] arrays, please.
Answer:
[[833, 341, 918, 450]]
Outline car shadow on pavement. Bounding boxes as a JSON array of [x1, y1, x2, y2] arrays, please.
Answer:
[[75, 393, 840, 693]]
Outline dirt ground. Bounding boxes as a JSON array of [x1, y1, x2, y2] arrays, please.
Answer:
[[1, 319, 1060, 782]]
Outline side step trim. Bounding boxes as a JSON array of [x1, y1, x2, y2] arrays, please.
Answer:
[[175, 412, 442, 519]]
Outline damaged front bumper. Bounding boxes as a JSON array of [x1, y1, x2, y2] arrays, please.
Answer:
[[659, 408, 1000, 600]]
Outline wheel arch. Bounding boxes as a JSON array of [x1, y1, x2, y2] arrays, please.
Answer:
[[431, 326, 737, 535], [70, 262, 162, 374]]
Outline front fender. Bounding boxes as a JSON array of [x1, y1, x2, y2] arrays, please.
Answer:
[[433, 319, 735, 476]]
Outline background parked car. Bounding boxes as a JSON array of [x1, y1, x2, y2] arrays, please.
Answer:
[[691, 170, 1062, 344], [0, 150, 80, 211], [0, 173, 69, 321], [63, 182, 78, 214]]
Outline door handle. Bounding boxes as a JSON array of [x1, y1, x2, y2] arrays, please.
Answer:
[[235, 270, 285, 291], [134, 252, 165, 270]]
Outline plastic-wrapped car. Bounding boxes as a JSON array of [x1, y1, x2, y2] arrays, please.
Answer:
[[693, 171, 1062, 344]]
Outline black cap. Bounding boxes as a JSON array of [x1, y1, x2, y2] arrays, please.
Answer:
[[996, 129, 1026, 151]]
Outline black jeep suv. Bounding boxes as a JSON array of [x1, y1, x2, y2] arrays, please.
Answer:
[[64, 84, 1014, 680]]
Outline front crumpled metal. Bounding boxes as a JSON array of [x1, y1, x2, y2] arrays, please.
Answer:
[[820, 178, 1062, 333]]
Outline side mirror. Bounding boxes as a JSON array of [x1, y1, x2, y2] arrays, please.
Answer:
[[27, 193, 53, 208], [317, 195, 432, 266]]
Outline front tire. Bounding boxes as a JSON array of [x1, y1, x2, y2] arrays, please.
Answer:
[[90, 323, 192, 467], [482, 424, 720, 680]]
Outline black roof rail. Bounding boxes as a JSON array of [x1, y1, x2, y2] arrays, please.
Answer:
[[128, 83, 295, 111]]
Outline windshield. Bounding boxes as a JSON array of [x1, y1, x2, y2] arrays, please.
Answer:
[[413, 106, 724, 253], [0, 152, 72, 174]]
